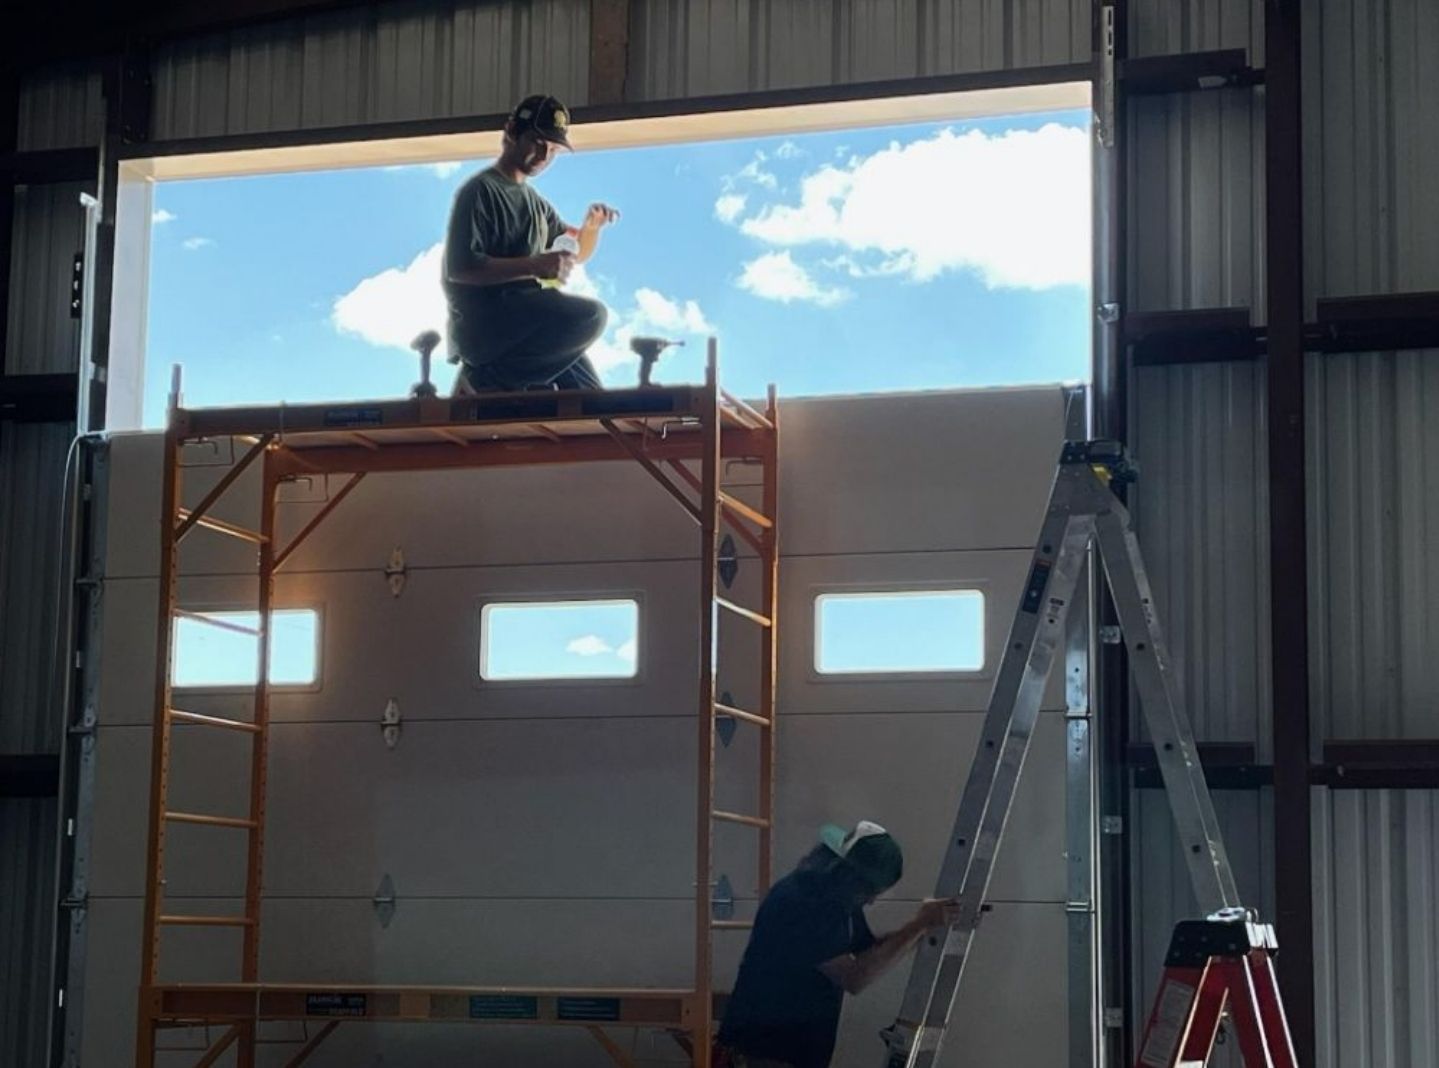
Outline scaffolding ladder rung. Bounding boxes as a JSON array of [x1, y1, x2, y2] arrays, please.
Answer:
[[719, 389, 775, 430], [712, 920, 755, 930], [713, 809, 772, 829], [173, 609, 262, 637], [165, 810, 258, 830], [715, 597, 772, 628], [717, 491, 773, 530], [169, 709, 261, 733], [714, 702, 771, 728], [175, 509, 269, 544], [158, 914, 256, 927]]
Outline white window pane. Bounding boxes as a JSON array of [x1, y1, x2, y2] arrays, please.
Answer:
[[815, 590, 984, 674], [173, 610, 319, 687], [481, 600, 639, 681]]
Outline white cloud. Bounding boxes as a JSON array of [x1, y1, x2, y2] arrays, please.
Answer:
[[566, 635, 614, 657], [738, 123, 1090, 290], [774, 140, 804, 160], [714, 193, 747, 224], [737, 158, 778, 189], [617, 639, 637, 663], [182, 237, 214, 251], [152, 209, 177, 224], [332, 243, 446, 351], [737, 251, 849, 307], [331, 247, 713, 383], [634, 288, 713, 334], [428, 161, 463, 178]]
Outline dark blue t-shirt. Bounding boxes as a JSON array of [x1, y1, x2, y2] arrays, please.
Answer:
[[719, 870, 876, 1068]]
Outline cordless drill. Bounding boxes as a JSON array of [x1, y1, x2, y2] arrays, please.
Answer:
[[629, 336, 684, 387]]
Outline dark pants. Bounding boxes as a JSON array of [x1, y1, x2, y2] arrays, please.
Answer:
[[458, 284, 607, 391]]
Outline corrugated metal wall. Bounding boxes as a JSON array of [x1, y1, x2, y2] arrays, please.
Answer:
[[0, 797, 59, 1068], [1129, 0, 1439, 1065]]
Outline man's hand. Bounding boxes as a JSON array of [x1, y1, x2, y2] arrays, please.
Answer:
[[915, 898, 963, 930], [583, 202, 621, 230], [531, 250, 577, 282]]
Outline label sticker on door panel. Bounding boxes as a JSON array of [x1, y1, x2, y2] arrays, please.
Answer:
[[305, 992, 367, 1016], [469, 995, 539, 1020]]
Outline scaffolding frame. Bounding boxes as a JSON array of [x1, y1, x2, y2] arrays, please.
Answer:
[[134, 342, 778, 1068]]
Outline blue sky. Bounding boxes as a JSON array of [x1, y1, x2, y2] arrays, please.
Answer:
[[145, 109, 1091, 426]]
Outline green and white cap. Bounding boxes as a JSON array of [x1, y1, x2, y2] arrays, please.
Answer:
[[820, 820, 904, 892]]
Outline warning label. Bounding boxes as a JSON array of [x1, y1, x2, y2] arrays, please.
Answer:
[[1137, 980, 1196, 1067]]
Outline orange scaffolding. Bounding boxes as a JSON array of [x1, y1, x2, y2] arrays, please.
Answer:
[[134, 342, 779, 1068]]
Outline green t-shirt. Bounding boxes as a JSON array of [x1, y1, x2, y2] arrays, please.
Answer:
[[443, 166, 569, 357]]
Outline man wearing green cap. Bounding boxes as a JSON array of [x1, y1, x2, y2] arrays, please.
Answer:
[[443, 93, 620, 392], [716, 821, 959, 1068]]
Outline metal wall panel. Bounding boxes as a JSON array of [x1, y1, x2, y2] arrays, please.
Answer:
[[5, 181, 91, 376], [1303, 0, 1439, 301], [0, 798, 58, 1068], [1126, 0, 1265, 318], [1307, 351, 1439, 741], [1128, 0, 1264, 62], [1129, 362, 1271, 750], [149, 0, 591, 141], [1314, 788, 1439, 1068], [626, 0, 1092, 102], [0, 423, 74, 755], [16, 63, 106, 152]]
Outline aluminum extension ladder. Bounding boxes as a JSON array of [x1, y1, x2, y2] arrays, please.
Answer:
[[879, 440, 1297, 1068]]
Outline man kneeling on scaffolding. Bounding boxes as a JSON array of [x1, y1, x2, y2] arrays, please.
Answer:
[[716, 821, 961, 1068], [443, 93, 620, 393]]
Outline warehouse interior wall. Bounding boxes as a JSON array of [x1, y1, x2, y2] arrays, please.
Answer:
[[4, 1, 1439, 1066]]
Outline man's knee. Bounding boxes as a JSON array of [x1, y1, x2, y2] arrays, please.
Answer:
[[571, 296, 607, 347]]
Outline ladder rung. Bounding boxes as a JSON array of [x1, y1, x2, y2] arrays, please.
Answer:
[[175, 509, 269, 544], [714, 702, 771, 728], [159, 914, 256, 927], [170, 709, 261, 733], [717, 491, 773, 530], [165, 810, 258, 830], [715, 597, 772, 628], [173, 610, 261, 637], [719, 388, 775, 430], [712, 920, 755, 930], [713, 809, 772, 829]]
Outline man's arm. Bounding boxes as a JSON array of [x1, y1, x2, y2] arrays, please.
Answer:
[[573, 203, 620, 264], [818, 899, 960, 996]]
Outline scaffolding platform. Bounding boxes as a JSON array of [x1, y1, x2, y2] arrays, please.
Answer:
[[137, 343, 778, 1068]]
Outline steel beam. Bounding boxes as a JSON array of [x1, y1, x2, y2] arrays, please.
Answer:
[[1264, 0, 1315, 1061]]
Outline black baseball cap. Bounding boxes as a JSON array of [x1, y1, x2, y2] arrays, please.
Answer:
[[821, 820, 904, 893], [509, 94, 572, 149]]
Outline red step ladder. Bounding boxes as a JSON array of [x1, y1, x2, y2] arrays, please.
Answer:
[[1136, 913, 1298, 1068]]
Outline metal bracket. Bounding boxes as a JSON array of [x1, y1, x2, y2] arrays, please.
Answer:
[[1098, 5, 1117, 150], [1097, 301, 1121, 324], [381, 699, 401, 749], [384, 547, 407, 597], [718, 534, 739, 589], [1101, 816, 1124, 836], [1099, 625, 1122, 645], [711, 874, 735, 921], [1103, 1008, 1124, 1029], [716, 691, 737, 748], [70, 253, 85, 319], [373, 874, 396, 929]]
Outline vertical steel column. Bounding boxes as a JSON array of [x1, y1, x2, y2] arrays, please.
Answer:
[[237, 454, 279, 1068], [134, 423, 182, 1068], [691, 343, 720, 1068], [756, 385, 779, 894], [1092, 3, 1132, 1061], [1264, 0, 1315, 1059], [1063, 392, 1098, 1068]]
